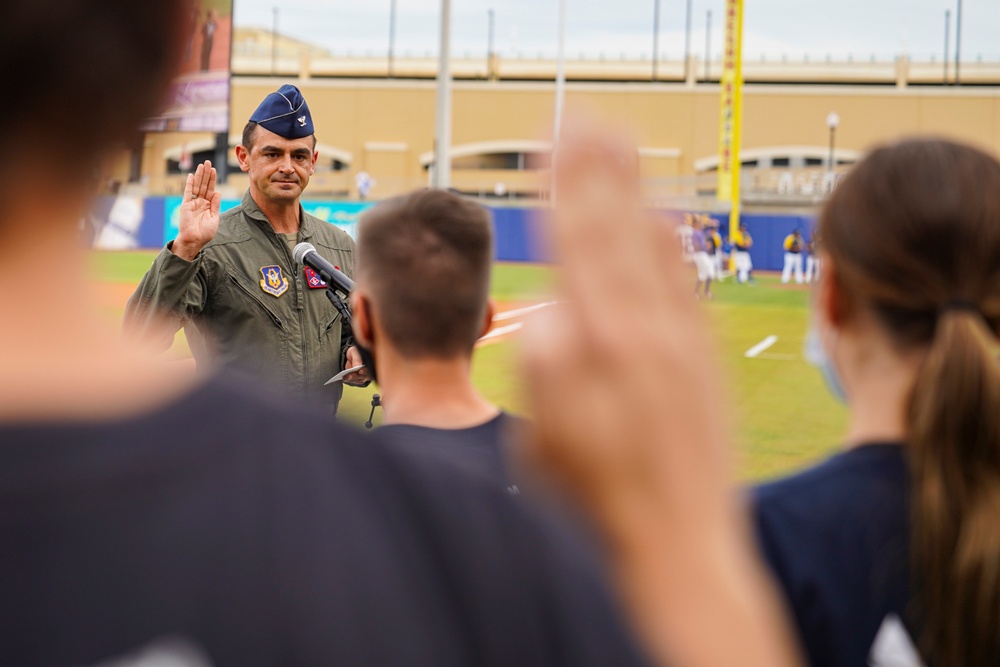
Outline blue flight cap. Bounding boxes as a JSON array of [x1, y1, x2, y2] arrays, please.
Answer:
[[249, 84, 314, 139]]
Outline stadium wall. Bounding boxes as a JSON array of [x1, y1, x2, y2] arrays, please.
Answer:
[[134, 79, 1000, 199], [89, 195, 813, 270], [701, 213, 819, 270]]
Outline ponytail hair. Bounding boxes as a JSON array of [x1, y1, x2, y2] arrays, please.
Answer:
[[908, 307, 1000, 666], [820, 138, 1000, 667]]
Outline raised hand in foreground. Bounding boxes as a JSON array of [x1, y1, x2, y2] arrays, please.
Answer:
[[521, 119, 802, 667]]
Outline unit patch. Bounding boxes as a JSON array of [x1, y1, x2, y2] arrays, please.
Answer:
[[259, 265, 289, 297], [304, 266, 328, 289]]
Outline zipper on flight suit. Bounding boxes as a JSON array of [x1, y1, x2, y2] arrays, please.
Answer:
[[228, 274, 284, 329], [271, 230, 313, 395]]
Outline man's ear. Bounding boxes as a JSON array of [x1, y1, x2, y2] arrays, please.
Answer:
[[479, 299, 496, 339], [350, 291, 374, 348], [235, 145, 251, 173], [310, 150, 318, 175]]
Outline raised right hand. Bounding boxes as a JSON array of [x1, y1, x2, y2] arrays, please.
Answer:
[[172, 160, 222, 261]]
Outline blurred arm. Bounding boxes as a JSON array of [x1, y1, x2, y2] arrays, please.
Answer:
[[522, 118, 802, 667]]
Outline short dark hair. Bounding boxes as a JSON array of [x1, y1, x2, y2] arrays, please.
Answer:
[[357, 189, 493, 358], [241, 121, 317, 152], [2, 1, 184, 170]]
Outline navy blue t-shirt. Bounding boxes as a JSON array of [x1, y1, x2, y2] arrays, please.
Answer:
[[752, 444, 915, 667], [377, 412, 522, 493], [0, 374, 648, 667]]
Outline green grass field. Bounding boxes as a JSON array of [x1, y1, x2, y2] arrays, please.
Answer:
[[89, 251, 846, 482]]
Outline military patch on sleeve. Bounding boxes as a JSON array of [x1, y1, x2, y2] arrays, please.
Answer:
[[304, 266, 328, 289], [259, 265, 289, 297]]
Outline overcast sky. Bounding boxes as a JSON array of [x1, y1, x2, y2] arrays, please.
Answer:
[[234, 0, 1000, 62]]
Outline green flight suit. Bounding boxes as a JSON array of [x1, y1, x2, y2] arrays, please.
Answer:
[[125, 191, 356, 412]]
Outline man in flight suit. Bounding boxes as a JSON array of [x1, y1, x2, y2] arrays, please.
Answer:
[[125, 84, 369, 412]]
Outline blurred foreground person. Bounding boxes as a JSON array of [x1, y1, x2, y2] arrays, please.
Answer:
[[754, 139, 1000, 667], [0, 3, 650, 666], [352, 189, 521, 492], [522, 123, 803, 667]]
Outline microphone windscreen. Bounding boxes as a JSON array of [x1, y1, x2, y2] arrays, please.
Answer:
[[292, 242, 316, 265]]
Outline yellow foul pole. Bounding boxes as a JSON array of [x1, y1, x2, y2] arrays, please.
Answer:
[[716, 0, 744, 240]]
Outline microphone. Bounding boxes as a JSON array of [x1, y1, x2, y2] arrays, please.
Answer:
[[293, 242, 354, 294]]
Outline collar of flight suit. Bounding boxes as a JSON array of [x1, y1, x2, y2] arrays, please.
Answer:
[[239, 189, 316, 241]]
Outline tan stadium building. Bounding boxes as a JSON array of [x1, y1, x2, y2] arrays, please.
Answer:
[[121, 46, 1000, 211]]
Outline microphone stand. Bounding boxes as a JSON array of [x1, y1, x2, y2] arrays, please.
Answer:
[[325, 287, 381, 429], [324, 287, 352, 326], [365, 394, 381, 430]]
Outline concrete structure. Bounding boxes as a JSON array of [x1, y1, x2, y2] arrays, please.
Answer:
[[128, 52, 1000, 208]]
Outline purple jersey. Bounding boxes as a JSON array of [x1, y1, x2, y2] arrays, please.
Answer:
[[691, 229, 706, 253]]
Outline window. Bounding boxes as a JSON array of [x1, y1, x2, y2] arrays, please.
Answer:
[[167, 150, 215, 174]]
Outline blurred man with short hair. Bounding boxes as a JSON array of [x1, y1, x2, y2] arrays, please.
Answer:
[[352, 189, 521, 491]]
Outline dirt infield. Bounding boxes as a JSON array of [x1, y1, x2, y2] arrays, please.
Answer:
[[92, 282, 137, 310]]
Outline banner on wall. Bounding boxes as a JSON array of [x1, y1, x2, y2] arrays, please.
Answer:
[[90, 196, 167, 250], [141, 0, 233, 132], [163, 199, 375, 242]]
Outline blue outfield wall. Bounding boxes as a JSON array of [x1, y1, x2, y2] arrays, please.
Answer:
[[739, 213, 817, 271], [695, 212, 818, 271], [96, 196, 814, 271], [97, 196, 550, 263], [491, 206, 546, 263]]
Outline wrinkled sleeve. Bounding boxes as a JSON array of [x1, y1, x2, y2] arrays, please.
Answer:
[[123, 244, 209, 352]]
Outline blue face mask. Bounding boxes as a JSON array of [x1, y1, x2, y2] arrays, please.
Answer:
[[804, 321, 848, 403]]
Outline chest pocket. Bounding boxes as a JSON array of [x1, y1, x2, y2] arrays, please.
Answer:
[[316, 304, 347, 381], [225, 268, 285, 330], [320, 309, 342, 340]]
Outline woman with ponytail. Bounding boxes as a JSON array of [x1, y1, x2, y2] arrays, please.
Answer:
[[753, 138, 1000, 667]]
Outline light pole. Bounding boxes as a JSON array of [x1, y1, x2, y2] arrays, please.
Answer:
[[388, 0, 397, 77], [826, 112, 840, 172], [554, 0, 567, 141], [683, 0, 693, 82], [652, 0, 661, 81], [487, 9, 495, 79], [271, 7, 278, 76], [433, 0, 452, 189], [704, 10, 712, 81], [943, 9, 950, 83], [955, 0, 963, 84]]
